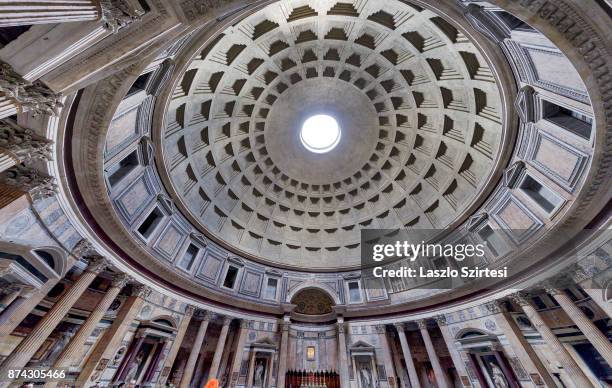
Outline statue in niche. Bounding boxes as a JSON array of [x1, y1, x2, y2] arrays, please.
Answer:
[[41, 326, 77, 365], [124, 352, 144, 384], [490, 363, 509, 388], [253, 360, 265, 387], [359, 366, 373, 388]]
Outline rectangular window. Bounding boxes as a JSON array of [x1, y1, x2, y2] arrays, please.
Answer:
[[542, 100, 592, 139], [223, 266, 239, 289], [264, 278, 278, 300], [519, 175, 562, 214], [127, 72, 152, 97], [494, 11, 534, 31], [348, 281, 362, 303], [306, 346, 316, 361], [178, 244, 199, 271], [108, 150, 139, 187], [137, 207, 163, 239], [477, 225, 507, 256]]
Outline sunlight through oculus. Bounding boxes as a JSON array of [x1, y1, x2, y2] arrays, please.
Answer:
[[300, 114, 341, 154]]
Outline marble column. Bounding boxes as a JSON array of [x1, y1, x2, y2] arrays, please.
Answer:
[[0, 278, 55, 339], [158, 305, 195, 386], [228, 319, 251, 387], [207, 316, 232, 381], [179, 311, 211, 388], [246, 350, 257, 388], [0, 1, 99, 27], [394, 323, 421, 388], [51, 273, 130, 372], [434, 316, 472, 387], [484, 301, 556, 387], [0, 257, 107, 383], [418, 320, 450, 388], [375, 325, 397, 383], [76, 283, 150, 388], [277, 316, 290, 388], [336, 317, 350, 388], [547, 288, 612, 366], [511, 293, 594, 388]]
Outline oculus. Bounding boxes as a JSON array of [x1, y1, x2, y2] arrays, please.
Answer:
[[299, 114, 341, 153]]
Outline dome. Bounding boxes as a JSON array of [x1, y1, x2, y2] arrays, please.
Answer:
[[157, 0, 508, 269]]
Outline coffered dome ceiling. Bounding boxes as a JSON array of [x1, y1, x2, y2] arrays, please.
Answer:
[[157, 0, 507, 268]]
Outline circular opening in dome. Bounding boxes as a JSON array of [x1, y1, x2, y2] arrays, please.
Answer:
[[300, 114, 341, 153]]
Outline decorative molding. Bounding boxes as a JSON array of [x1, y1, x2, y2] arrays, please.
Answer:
[[111, 273, 131, 288], [0, 61, 62, 116], [0, 120, 53, 163], [131, 283, 152, 298], [0, 164, 57, 200], [100, 0, 146, 33], [502, 161, 526, 188]]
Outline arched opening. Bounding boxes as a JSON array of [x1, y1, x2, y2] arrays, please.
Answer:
[[290, 287, 335, 315]]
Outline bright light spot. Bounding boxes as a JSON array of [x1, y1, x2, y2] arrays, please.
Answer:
[[300, 114, 341, 154]]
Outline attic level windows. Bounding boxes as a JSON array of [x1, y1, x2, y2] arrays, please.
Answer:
[[477, 225, 508, 256], [137, 207, 163, 239], [348, 281, 362, 303], [178, 243, 199, 271], [108, 150, 139, 187], [542, 100, 592, 140], [494, 11, 534, 32], [223, 265, 240, 289], [127, 71, 152, 97], [264, 277, 278, 300], [519, 175, 562, 214]]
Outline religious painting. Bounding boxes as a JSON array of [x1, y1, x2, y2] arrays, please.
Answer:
[[306, 346, 316, 361], [480, 355, 510, 388], [252, 357, 268, 388]]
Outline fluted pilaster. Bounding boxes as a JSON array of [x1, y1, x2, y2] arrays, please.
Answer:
[[511, 293, 594, 388], [51, 274, 130, 369], [418, 320, 450, 388], [394, 323, 421, 388], [547, 288, 612, 366], [0, 257, 107, 384], [207, 316, 232, 381], [336, 318, 350, 388], [179, 310, 211, 388], [277, 318, 290, 388]]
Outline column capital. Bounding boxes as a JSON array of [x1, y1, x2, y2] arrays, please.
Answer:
[[483, 300, 504, 314], [111, 273, 131, 288], [131, 283, 152, 298], [100, 0, 145, 33], [72, 238, 96, 259], [508, 291, 531, 307], [0, 164, 57, 200], [85, 256, 108, 274], [281, 321, 291, 332], [18, 285, 36, 298], [184, 305, 196, 317], [416, 319, 428, 330], [336, 321, 347, 334], [0, 120, 53, 163], [434, 314, 447, 326], [0, 61, 63, 116], [543, 287, 564, 296], [198, 310, 214, 321], [393, 322, 406, 331], [239, 319, 254, 329], [221, 316, 233, 326]]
